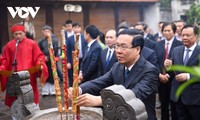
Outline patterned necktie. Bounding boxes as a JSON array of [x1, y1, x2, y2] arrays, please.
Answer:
[[75, 34, 79, 50], [184, 48, 191, 66], [106, 50, 111, 67]]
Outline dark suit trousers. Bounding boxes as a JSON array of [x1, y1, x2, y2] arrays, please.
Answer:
[[159, 82, 177, 120], [79, 58, 82, 71], [68, 69, 73, 87], [176, 98, 200, 120]]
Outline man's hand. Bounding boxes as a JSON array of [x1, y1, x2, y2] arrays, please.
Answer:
[[164, 59, 172, 70], [78, 71, 83, 83], [175, 73, 188, 82], [45, 56, 48, 62], [77, 93, 102, 107], [40, 65, 44, 71], [159, 73, 169, 84], [68, 87, 73, 99], [68, 88, 102, 107], [67, 63, 71, 69]]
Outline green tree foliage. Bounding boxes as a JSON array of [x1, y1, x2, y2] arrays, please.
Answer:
[[186, 3, 200, 24]]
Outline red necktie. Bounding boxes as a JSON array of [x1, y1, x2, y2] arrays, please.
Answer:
[[163, 42, 169, 74], [165, 42, 169, 59]]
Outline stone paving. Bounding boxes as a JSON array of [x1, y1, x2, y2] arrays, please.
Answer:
[[0, 80, 58, 120], [0, 92, 12, 120]]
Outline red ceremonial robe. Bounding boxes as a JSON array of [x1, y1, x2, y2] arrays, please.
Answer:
[[0, 37, 48, 107]]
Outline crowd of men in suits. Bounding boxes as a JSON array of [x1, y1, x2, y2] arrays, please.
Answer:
[[62, 19, 200, 120]]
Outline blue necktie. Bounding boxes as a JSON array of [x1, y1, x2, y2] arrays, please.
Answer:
[[106, 50, 111, 67], [124, 69, 130, 84], [184, 49, 191, 66]]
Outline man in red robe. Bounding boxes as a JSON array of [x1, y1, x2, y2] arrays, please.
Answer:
[[0, 24, 48, 107]]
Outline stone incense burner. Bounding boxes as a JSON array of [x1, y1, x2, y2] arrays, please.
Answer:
[[27, 85, 147, 120], [8, 71, 147, 120]]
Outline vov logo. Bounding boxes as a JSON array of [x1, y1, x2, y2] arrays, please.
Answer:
[[7, 7, 40, 18]]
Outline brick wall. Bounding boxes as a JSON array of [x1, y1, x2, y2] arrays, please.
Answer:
[[7, 2, 140, 44]]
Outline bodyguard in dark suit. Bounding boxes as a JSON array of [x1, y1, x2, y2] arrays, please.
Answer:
[[79, 25, 102, 82], [165, 25, 200, 120], [98, 29, 118, 76], [69, 29, 159, 120], [143, 23, 156, 42], [134, 23, 156, 50], [155, 22, 182, 120], [154, 21, 165, 42], [66, 23, 87, 87]]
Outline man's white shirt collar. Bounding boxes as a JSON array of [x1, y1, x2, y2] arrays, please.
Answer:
[[87, 39, 96, 48], [184, 42, 197, 51], [125, 64, 134, 71]]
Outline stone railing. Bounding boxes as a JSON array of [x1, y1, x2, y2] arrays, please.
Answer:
[[6, 71, 39, 120]]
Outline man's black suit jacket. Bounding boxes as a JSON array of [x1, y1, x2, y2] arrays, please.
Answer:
[[142, 46, 157, 67], [80, 55, 159, 120], [98, 48, 117, 76], [155, 38, 182, 73], [144, 38, 156, 50], [170, 45, 200, 105], [81, 40, 102, 81], [66, 34, 87, 86]]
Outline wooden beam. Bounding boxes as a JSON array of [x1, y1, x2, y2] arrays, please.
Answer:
[[114, 6, 119, 31], [139, 4, 144, 22], [83, 5, 89, 28]]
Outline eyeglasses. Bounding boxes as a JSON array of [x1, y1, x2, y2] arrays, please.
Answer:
[[113, 44, 135, 50]]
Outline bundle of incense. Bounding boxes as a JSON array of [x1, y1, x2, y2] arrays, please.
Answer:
[[61, 30, 69, 117], [72, 34, 80, 120], [46, 33, 63, 116]]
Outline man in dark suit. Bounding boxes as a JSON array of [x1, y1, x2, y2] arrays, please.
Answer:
[[66, 23, 87, 87], [69, 29, 159, 120], [64, 19, 74, 39], [134, 23, 156, 50], [165, 25, 200, 120], [174, 20, 185, 41], [142, 23, 156, 42], [79, 25, 102, 82], [98, 29, 118, 76], [155, 22, 182, 120], [154, 21, 165, 42]]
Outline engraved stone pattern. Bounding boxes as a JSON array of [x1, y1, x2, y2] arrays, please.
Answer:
[[101, 85, 148, 120], [9, 71, 38, 120]]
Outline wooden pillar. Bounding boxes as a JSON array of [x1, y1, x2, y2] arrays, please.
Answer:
[[139, 4, 144, 22], [45, 4, 54, 32], [0, 5, 9, 54], [114, 6, 119, 31], [83, 5, 89, 28]]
